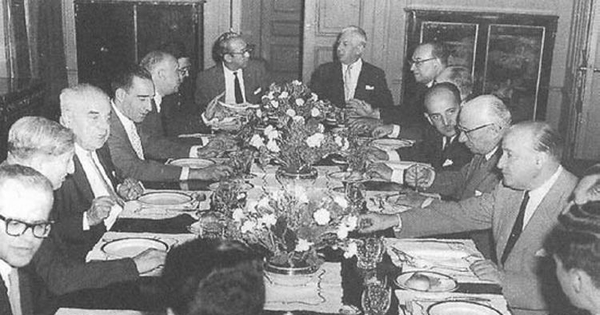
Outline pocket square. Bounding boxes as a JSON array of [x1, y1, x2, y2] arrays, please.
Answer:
[[535, 248, 548, 257], [475, 190, 483, 196], [365, 85, 375, 90], [253, 87, 262, 95], [442, 159, 454, 167]]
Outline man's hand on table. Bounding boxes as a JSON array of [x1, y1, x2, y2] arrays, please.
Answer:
[[367, 163, 393, 181], [404, 164, 435, 189], [132, 248, 167, 275], [366, 147, 389, 162], [117, 178, 144, 201], [87, 196, 115, 226], [372, 124, 394, 138], [573, 173, 600, 204], [189, 164, 233, 181], [346, 99, 379, 119], [196, 138, 230, 158], [357, 213, 399, 233], [347, 117, 383, 135], [470, 259, 503, 285]]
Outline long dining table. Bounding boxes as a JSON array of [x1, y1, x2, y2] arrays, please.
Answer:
[[54, 163, 511, 315]]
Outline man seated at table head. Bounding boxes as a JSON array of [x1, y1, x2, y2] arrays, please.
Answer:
[[107, 63, 233, 182], [360, 121, 578, 315], [369, 82, 472, 172], [58, 84, 145, 256], [161, 238, 264, 315], [435, 65, 473, 103], [548, 201, 600, 315], [5, 116, 165, 300], [195, 31, 271, 123], [0, 164, 54, 315]]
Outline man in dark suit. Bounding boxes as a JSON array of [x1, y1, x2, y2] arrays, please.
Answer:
[[361, 121, 578, 315], [310, 26, 393, 130], [0, 164, 54, 315], [108, 65, 233, 182], [195, 32, 271, 113], [573, 164, 600, 205]]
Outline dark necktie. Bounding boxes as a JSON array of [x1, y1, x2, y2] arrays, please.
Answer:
[[442, 136, 451, 151], [233, 72, 243, 104], [501, 191, 530, 265], [0, 275, 13, 315]]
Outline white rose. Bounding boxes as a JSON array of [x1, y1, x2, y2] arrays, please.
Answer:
[[295, 238, 314, 252], [257, 196, 270, 208], [266, 139, 280, 153], [341, 138, 350, 150], [337, 226, 349, 239], [286, 109, 296, 117], [343, 241, 358, 258], [345, 216, 358, 231], [295, 98, 305, 106], [313, 208, 331, 225], [311, 93, 318, 101], [249, 134, 265, 149], [306, 133, 325, 148], [256, 109, 263, 118], [333, 195, 348, 208], [317, 124, 325, 133], [246, 200, 258, 213], [259, 214, 277, 227], [279, 91, 289, 99], [334, 135, 343, 147], [264, 125, 279, 140], [311, 107, 320, 117], [241, 220, 257, 233], [291, 80, 301, 85], [268, 91, 274, 99], [293, 115, 305, 124], [232, 208, 245, 222], [271, 100, 279, 108]]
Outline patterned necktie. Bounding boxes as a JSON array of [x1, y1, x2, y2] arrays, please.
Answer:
[[88, 152, 118, 199], [501, 191, 530, 265], [234, 72, 243, 104], [344, 64, 353, 101], [8, 270, 20, 315], [0, 275, 13, 315], [128, 123, 144, 160]]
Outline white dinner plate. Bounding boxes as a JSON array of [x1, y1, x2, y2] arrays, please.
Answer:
[[427, 301, 502, 315], [137, 191, 194, 206], [327, 171, 371, 183], [395, 271, 458, 292], [372, 139, 414, 151], [101, 238, 168, 258], [208, 182, 254, 191], [218, 100, 259, 110], [166, 158, 215, 169]]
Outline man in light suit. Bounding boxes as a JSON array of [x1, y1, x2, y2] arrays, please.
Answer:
[[360, 121, 579, 315], [108, 64, 233, 182], [195, 31, 271, 110], [0, 164, 54, 315], [310, 26, 393, 132]]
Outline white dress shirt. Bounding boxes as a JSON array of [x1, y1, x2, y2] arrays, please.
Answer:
[[223, 64, 246, 104], [342, 59, 362, 101], [523, 165, 563, 227]]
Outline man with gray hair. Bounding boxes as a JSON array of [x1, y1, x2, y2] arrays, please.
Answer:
[[360, 121, 579, 315], [435, 65, 473, 102], [310, 26, 393, 117]]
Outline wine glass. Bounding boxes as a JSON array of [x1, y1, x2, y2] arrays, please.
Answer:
[[361, 276, 392, 315], [356, 237, 385, 270]]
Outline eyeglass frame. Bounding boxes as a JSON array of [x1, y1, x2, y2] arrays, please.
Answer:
[[0, 213, 53, 239], [407, 57, 438, 68], [227, 45, 254, 56], [457, 123, 495, 138]]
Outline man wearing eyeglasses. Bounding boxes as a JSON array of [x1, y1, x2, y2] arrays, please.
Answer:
[[195, 32, 271, 112], [0, 164, 54, 315]]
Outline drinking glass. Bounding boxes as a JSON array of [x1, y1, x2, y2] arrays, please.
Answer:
[[356, 237, 385, 270], [361, 275, 392, 315]]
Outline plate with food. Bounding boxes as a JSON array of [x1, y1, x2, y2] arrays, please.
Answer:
[[372, 139, 414, 151], [101, 237, 168, 258], [218, 100, 259, 111], [327, 171, 371, 183], [166, 158, 215, 169], [395, 271, 458, 292], [137, 191, 194, 207], [427, 301, 502, 315]]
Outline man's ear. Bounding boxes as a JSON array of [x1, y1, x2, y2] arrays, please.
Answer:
[[571, 269, 585, 293], [59, 115, 69, 128], [115, 88, 126, 103]]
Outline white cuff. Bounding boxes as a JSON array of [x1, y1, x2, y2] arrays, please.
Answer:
[[200, 136, 210, 146], [393, 213, 403, 233], [189, 145, 203, 158], [179, 167, 190, 181], [82, 212, 91, 231], [389, 124, 401, 138], [390, 169, 404, 184], [386, 150, 401, 162]]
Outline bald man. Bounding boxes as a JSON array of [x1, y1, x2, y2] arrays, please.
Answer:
[[361, 121, 578, 315]]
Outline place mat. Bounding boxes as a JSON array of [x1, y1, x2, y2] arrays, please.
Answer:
[[264, 262, 343, 313], [385, 238, 492, 284], [112, 214, 197, 234], [119, 190, 210, 220], [86, 232, 196, 277], [396, 291, 510, 315]]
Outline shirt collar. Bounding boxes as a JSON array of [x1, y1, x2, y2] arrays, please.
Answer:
[[112, 101, 135, 127], [222, 62, 243, 76], [485, 146, 499, 161], [342, 58, 362, 72], [528, 165, 563, 198], [153, 94, 163, 112], [74, 143, 93, 158], [0, 259, 12, 286]]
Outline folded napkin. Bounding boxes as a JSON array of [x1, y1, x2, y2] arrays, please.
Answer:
[[264, 262, 343, 313], [385, 238, 490, 283], [396, 291, 511, 315]]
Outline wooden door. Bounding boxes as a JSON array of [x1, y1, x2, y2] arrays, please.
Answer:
[[566, 0, 600, 160], [259, 0, 303, 83]]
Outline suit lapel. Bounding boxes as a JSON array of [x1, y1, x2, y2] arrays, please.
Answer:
[[465, 150, 501, 192], [72, 155, 95, 203]]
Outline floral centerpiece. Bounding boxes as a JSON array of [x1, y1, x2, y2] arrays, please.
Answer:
[[225, 186, 359, 270], [244, 80, 348, 175]]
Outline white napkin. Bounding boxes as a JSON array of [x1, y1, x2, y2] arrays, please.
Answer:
[[119, 190, 210, 220], [396, 291, 511, 315], [264, 262, 343, 313]]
